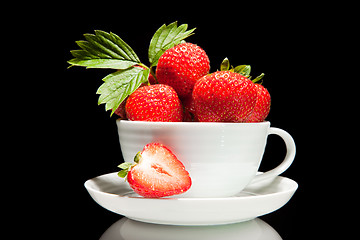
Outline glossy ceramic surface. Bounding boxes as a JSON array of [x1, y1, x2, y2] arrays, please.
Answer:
[[116, 120, 296, 197], [85, 172, 298, 225]]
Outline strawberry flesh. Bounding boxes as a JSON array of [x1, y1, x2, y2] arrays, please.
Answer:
[[127, 143, 191, 198]]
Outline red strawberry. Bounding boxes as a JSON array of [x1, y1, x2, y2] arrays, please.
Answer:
[[246, 84, 271, 122], [192, 71, 257, 122], [156, 42, 210, 99], [125, 84, 183, 122], [114, 66, 156, 118], [114, 99, 127, 119], [181, 96, 198, 122], [118, 143, 192, 198], [148, 73, 156, 85]]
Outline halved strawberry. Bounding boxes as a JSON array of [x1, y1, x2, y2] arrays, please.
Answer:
[[118, 143, 191, 198]]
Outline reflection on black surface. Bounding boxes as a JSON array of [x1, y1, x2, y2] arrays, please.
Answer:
[[100, 217, 282, 240]]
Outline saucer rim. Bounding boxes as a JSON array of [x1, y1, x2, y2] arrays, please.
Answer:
[[84, 172, 298, 200], [84, 172, 298, 225]]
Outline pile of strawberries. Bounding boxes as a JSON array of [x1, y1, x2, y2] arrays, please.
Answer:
[[68, 23, 272, 197], [119, 42, 270, 123], [69, 22, 271, 123]]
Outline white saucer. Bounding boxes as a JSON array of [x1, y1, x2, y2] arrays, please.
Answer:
[[85, 172, 298, 226]]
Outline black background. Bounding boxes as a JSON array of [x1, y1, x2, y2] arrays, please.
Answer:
[[37, 2, 346, 239]]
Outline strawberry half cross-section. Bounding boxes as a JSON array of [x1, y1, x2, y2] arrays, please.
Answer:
[[118, 143, 192, 198]]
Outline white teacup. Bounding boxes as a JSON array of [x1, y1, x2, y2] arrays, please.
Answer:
[[116, 120, 296, 198]]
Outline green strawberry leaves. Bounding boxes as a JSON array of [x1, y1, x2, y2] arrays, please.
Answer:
[[220, 57, 230, 71], [148, 21, 195, 67], [68, 22, 195, 116], [220, 58, 264, 84], [118, 162, 134, 178], [117, 152, 141, 178], [97, 67, 150, 116], [68, 30, 141, 69], [234, 65, 251, 77]]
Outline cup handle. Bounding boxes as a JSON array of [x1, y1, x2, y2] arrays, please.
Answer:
[[251, 127, 296, 184]]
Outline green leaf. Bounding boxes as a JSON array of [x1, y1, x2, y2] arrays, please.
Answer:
[[133, 151, 142, 163], [118, 162, 136, 179], [68, 30, 141, 69], [118, 169, 129, 178], [148, 21, 196, 67], [68, 58, 137, 69], [118, 162, 133, 169], [96, 66, 150, 116], [252, 73, 265, 84], [220, 58, 230, 71], [234, 65, 251, 77]]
